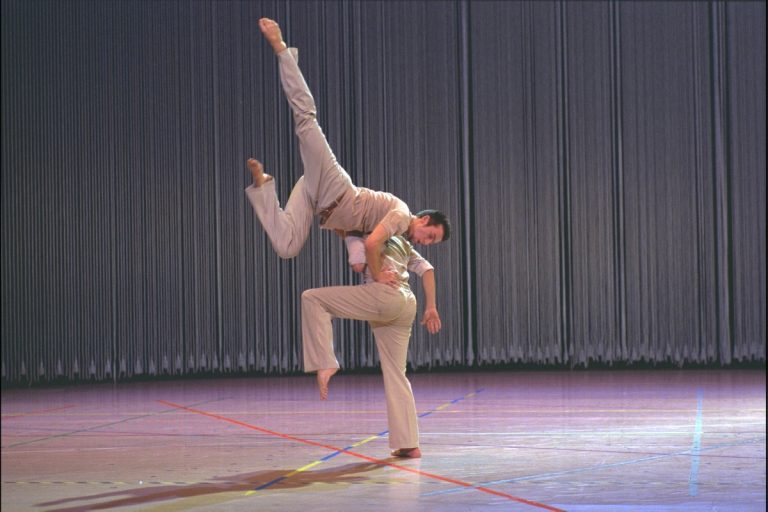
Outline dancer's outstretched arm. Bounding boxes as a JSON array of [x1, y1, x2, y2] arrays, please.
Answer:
[[407, 248, 441, 334], [419, 270, 441, 334]]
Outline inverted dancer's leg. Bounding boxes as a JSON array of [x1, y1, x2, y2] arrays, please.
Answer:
[[244, 159, 313, 259], [258, 17, 354, 212]]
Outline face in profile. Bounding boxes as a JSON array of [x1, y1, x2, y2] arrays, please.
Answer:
[[410, 216, 444, 246]]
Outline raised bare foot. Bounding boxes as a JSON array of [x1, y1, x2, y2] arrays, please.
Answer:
[[247, 158, 272, 187], [391, 447, 422, 458], [316, 368, 338, 400], [259, 17, 287, 54]]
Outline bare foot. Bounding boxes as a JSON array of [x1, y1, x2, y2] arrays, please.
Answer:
[[391, 447, 422, 458], [247, 158, 272, 187], [259, 18, 287, 54], [316, 368, 338, 400]]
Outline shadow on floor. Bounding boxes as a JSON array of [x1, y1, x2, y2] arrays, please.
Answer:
[[36, 460, 391, 511]]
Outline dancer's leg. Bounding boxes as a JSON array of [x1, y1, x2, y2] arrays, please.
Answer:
[[259, 18, 354, 210], [301, 284, 407, 399], [245, 160, 313, 259], [370, 296, 420, 453]]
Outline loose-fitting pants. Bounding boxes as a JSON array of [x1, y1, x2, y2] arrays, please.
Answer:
[[301, 283, 420, 449], [245, 48, 354, 258]]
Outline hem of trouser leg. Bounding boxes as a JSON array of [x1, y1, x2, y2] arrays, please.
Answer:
[[278, 47, 299, 63], [390, 444, 420, 451], [303, 365, 340, 373], [245, 181, 274, 194]]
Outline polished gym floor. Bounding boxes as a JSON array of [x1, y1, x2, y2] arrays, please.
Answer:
[[2, 369, 765, 511]]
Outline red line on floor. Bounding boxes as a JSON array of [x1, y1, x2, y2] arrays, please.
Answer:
[[3, 404, 77, 419], [157, 399, 564, 512]]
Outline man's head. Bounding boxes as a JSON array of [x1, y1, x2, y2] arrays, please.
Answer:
[[408, 209, 451, 246]]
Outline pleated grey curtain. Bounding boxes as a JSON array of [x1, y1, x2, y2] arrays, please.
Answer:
[[2, 0, 764, 384]]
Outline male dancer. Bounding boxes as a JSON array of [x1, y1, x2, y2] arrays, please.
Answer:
[[247, 18, 451, 286], [302, 233, 437, 458]]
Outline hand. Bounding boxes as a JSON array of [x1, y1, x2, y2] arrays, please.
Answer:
[[351, 263, 366, 273], [420, 307, 441, 334], [375, 268, 400, 288]]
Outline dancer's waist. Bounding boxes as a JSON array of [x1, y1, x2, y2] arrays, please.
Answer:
[[318, 192, 348, 225]]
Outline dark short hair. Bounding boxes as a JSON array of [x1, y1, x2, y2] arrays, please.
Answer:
[[416, 209, 451, 242]]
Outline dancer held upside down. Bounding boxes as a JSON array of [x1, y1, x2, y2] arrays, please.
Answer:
[[301, 233, 439, 459], [245, 17, 451, 289]]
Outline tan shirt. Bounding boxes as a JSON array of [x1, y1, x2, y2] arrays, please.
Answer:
[[323, 187, 411, 239], [344, 236, 434, 290]]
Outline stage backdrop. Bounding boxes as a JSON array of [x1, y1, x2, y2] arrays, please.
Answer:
[[2, 0, 765, 384]]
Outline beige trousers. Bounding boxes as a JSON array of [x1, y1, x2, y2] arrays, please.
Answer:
[[245, 48, 354, 258], [301, 283, 420, 449]]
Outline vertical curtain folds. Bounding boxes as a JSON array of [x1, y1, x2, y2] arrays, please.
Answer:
[[1, 0, 764, 384]]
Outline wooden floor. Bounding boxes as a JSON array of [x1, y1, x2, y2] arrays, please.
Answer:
[[1, 369, 765, 511]]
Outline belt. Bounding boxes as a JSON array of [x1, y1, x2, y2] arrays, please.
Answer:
[[318, 192, 347, 225]]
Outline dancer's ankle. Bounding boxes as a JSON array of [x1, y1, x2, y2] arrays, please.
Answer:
[[273, 41, 287, 54], [316, 368, 338, 400]]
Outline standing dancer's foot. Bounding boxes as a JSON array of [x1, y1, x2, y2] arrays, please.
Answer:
[[247, 159, 272, 187], [391, 447, 422, 458], [316, 368, 338, 400], [259, 17, 287, 54]]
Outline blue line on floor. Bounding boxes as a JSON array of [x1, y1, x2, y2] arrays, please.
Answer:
[[255, 476, 287, 490], [689, 388, 703, 496]]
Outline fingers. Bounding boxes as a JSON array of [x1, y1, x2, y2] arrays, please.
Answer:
[[421, 313, 441, 334], [381, 276, 398, 289]]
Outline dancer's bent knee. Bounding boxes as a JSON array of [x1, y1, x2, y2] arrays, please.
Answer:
[[272, 239, 304, 259]]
